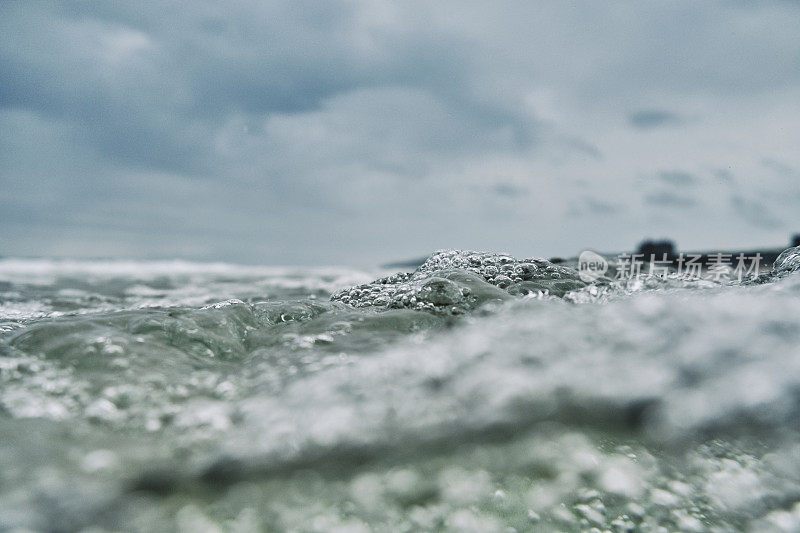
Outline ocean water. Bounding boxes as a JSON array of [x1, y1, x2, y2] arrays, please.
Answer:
[[1, 249, 800, 532]]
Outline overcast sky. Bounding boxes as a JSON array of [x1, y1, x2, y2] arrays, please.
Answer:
[[2, 1, 800, 265]]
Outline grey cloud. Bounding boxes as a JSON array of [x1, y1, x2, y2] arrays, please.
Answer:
[[565, 197, 625, 217], [644, 191, 698, 208], [730, 194, 782, 229], [761, 158, 797, 177], [0, 0, 537, 177], [563, 138, 603, 160], [657, 171, 698, 186], [585, 198, 624, 215], [2, 1, 800, 264], [492, 182, 528, 198], [713, 169, 736, 184], [629, 110, 682, 129]]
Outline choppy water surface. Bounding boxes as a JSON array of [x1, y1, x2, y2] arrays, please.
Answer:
[[2, 250, 800, 532]]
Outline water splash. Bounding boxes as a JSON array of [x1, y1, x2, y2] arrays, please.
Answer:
[[2, 251, 800, 531], [332, 250, 587, 313], [773, 245, 800, 276]]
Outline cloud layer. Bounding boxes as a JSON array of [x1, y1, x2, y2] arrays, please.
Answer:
[[2, 1, 800, 264]]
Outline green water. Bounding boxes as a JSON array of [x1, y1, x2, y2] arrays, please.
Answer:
[[1, 251, 800, 532]]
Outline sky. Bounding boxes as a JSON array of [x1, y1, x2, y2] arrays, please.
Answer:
[[2, 1, 800, 266]]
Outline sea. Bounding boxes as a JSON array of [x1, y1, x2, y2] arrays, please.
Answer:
[[1, 247, 800, 532]]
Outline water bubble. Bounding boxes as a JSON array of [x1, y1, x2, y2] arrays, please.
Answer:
[[331, 250, 585, 313]]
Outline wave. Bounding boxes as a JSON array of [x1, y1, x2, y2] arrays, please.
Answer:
[[2, 248, 800, 531]]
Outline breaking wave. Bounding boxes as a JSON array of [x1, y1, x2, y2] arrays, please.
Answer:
[[2, 248, 800, 531]]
